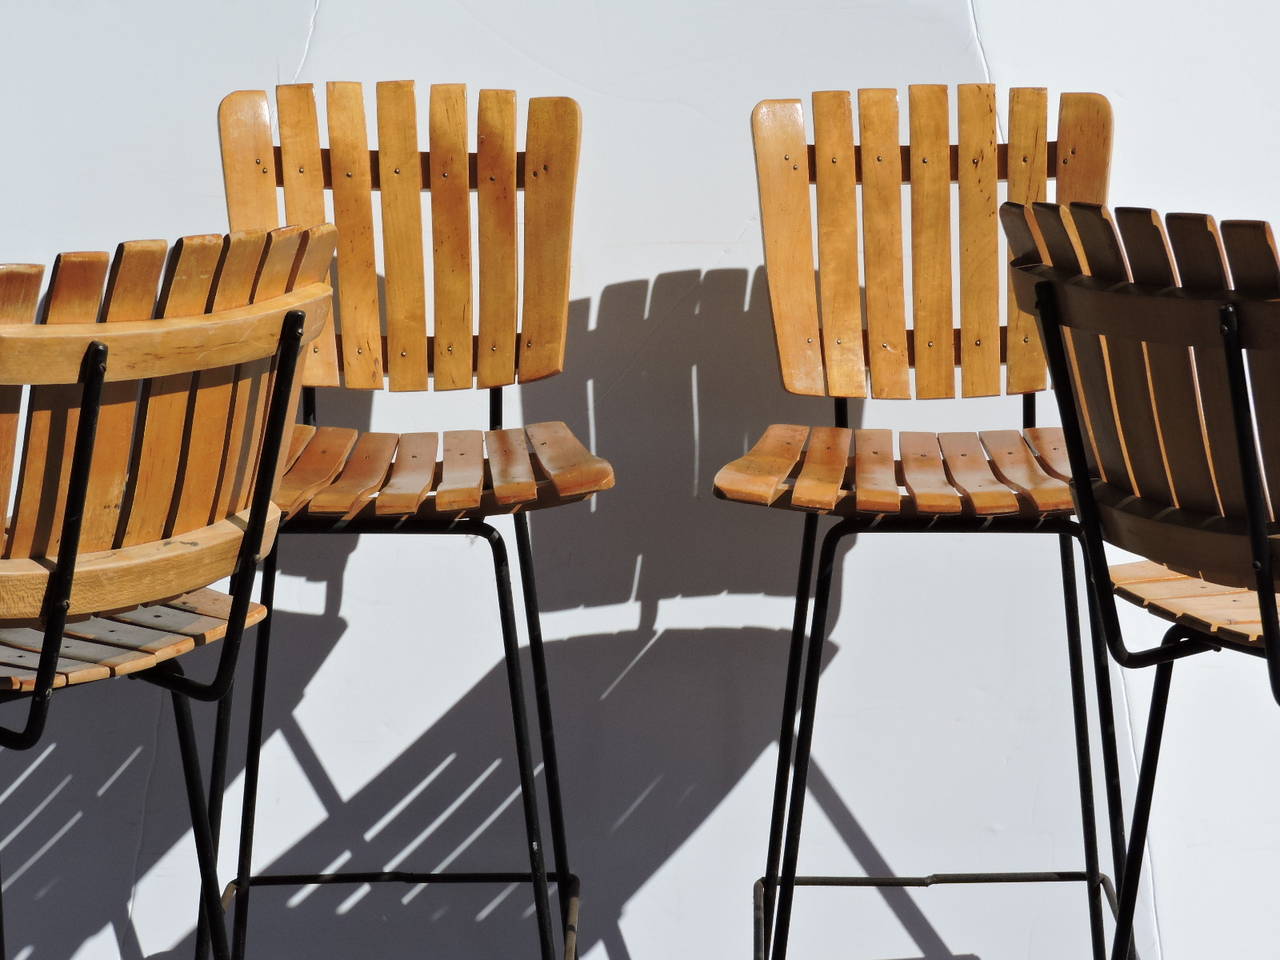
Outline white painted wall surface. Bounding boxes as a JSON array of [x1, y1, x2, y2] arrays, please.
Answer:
[[1, 1, 1278, 958]]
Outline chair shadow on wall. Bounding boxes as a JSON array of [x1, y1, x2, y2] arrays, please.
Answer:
[[0, 269, 977, 960]]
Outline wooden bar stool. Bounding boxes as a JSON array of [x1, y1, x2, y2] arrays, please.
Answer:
[[715, 86, 1122, 959], [0, 223, 332, 959], [213, 82, 610, 960], [1008, 199, 1280, 959]]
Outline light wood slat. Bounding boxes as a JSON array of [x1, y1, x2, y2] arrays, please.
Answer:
[[1142, 591, 1263, 635], [436, 429, 484, 511], [1221, 219, 1280, 519], [477, 89, 520, 389], [0, 666, 62, 692], [1054, 93, 1112, 205], [375, 432, 438, 516], [938, 432, 1020, 514], [377, 80, 429, 391], [163, 587, 265, 622], [1000, 202, 1044, 265], [750, 101, 823, 396], [276, 426, 358, 517], [1031, 202, 1083, 275], [523, 420, 614, 498], [486, 428, 538, 505], [277, 83, 339, 387], [519, 97, 582, 383], [308, 431, 397, 517], [1109, 560, 1183, 585], [791, 426, 851, 512], [1113, 208, 1216, 512], [0, 628, 155, 676], [8, 252, 110, 560], [0, 265, 45, 539], [957, 83, 1000, 397], [714, 424, 808, 506], [898, 432, 963, 514], [851, 428, 900, 514], [1071, 204, 1173, 505], [62, 618, 195, 657], [907, 85, 953, 399], [1165, 213, 1243, 517], [218, 91, 280, 232], [813, 91, 865, 398], [80, 240, 168, 552], [0, 644, 108, 686], [858, 89, 910, 398], [108, 605, 226, 643], [1117, 574, 1247, 602], [1024, 427, 1071, 481], [979, 429, 1072, 512], [118, 235, 223, 547], [1005, 88, 1050, 394], [284, 423, 317, 473], [327, 81, 383, 388], [429, 84, 473, 391]]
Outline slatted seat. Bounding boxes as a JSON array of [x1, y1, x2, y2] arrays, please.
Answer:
[[277, 421, 613, 520], [716, 426, 1071, 517], [1110, 562, 1273, 647]]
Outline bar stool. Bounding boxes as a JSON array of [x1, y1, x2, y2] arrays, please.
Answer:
[[713, 86, 1123, 959], [1007, 198, 1280, 959], [213, 82, 610, 960], [0, 222, 331, 959]]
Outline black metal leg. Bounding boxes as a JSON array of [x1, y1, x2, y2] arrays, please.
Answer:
[[195, 685, 236, 960], [513, 512, 575, 956], [232, 546, 278, 960], [487, 528, 557, 960], [172, 690, 231, 960], [1083, 563, 1129, 890], [761, 511, 819, 948], [1110, 645, 1176, 960], [769, 521, 848, 960], [1058, 535, 1106, 959]]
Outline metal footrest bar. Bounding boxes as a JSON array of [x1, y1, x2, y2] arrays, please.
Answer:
[[245, 869, 576, 887]]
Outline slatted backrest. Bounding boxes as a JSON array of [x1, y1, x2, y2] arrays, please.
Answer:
[[0, 224, 334, 613], [218, 82, 581, 392], [1003, 200, 1280, 587], [752, 85, 1112, 398]]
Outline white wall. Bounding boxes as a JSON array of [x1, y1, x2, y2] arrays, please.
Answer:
[[1, 1, 1278, 958]]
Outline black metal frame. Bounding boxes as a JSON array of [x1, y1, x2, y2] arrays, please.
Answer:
[[1034, 282, 1280, 959], [0, 313, 307, 960], [211, 385, 580, 960], [754, 392, 1130, 960]]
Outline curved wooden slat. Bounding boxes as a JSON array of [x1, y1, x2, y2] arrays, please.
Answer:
[[476, 90, 520, 389], [713, 423, 808, 506], [308, 432, 398, 517], [957, 83, 1000, 397], [1055, 93, 1112, 205], [791, 426, 851, 512], [899, 432, 962, 514], [1005, 88, 1050, 394], [979, 429, 1072, 512], [852, 428, 900, 514], [436, 429, 484, 511], [375, 432, 438, 516], [939, 431, 1019, 514], [486, 428, 538, 505], [524, 420, 614, 499], [0, 264, 45, 544], [1023, 427, 1071, 481], [219, 91, 280, 232], [278, 426, 358, 517], [908, 85, 953, 399], [429, 84, 474, 391]]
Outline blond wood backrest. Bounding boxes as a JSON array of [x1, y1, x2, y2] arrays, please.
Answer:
[[1005, 201, 1280, 587], [218, 82, 581, 392], [753, 86, 1112, 399], [0, 224, 334, 616]]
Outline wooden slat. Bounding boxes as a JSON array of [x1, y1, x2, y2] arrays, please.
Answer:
[[0, 265, 45, 538], [1221, 219, 1280, 519], [851, 428, 900, 514], [375, 432, 438, 516], [477, 89, 520, 389], [277, 83, 339, 386], [218, 91, 280, 232], [109, 605, 226, 643], [980, 429, 1072, 512], [858, 89, 910, 398], [8, 251, 110, 559], [436, 429, 484, 511], [0, 627, 156, 676], [308, 431, 397, 517], [1113, 208, 1216, 512], [277, 426, 358, 517], [813, 91, 865, 398], [1005, 88, 1050, 393], [377, 80, 429, 391], [957, 83, 1000, 397], [429, 84, 474, 391], [0, 642, 108, 686], [327, 81, 383, 388], [908, 85, 953, 399], [714, 424, 808, 505], [524, 420, 613, 499], [791, 426, 851, 512], [486, 428, 538, 505], [1024, 427, 1072, 481], [1054, 93, 1112, 205], [1165, 213, 1243, 517], [750, 101, 823, 396], [519, 97, 582, 383], [284, 423, 317, 472], [63, 617, 195, 657], [899, 432, 962, 514], [938, 432, 1020, 514]]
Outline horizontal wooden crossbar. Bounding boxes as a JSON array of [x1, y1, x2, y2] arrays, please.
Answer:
[[804, 141, 1062, 185], [273, 146, 528, 191]]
